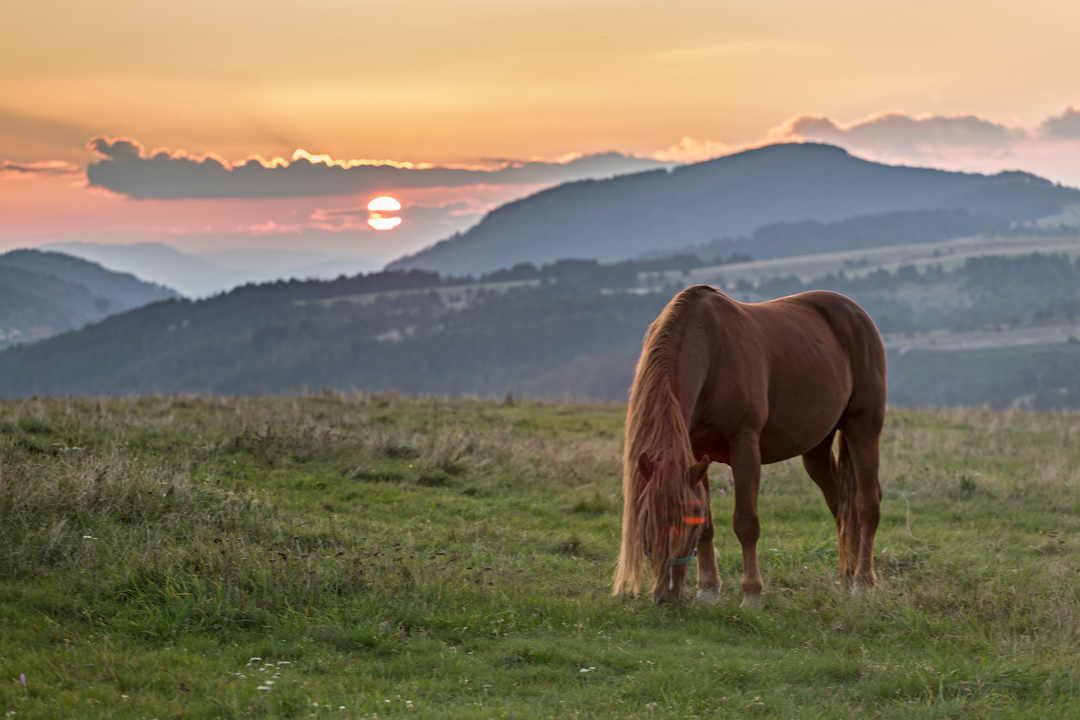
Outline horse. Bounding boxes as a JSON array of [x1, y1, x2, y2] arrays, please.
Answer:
[[613, 285, 886, 606]]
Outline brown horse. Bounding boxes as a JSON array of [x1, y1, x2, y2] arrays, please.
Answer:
[[613, 285, 886, 605]]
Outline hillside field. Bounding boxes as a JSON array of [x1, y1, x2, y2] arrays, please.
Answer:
[[1, 395, 1079, 718]]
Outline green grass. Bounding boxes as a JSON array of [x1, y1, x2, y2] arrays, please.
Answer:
[[1, 395, 1079, 718]]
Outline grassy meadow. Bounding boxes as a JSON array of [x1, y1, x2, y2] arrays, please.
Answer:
[[1, 394, 1078, 719]]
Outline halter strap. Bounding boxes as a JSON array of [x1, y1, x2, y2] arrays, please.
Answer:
[[643, 549, 697, 566]]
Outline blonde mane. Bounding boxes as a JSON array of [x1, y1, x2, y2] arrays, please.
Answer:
[[613, 289, 700, 595]]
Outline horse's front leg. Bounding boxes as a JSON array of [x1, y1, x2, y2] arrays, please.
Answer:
[[694, 474, 722, 604], [730, 435, 763, 607]]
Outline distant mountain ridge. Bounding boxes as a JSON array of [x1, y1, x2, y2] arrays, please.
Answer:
[[0, 249, 178, 346], [386, 143, 1080, 275], [44, 241, 384, 298], [43, 242, 254, 298]]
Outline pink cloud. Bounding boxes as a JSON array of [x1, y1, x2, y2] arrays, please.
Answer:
[[1039, 106, 1080, 139], [1, 159, 79, 175], [765, 106, 1080, 187]]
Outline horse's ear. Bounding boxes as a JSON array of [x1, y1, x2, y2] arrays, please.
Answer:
[[688, 456, 710, 486], [637, 452, 654, 481]]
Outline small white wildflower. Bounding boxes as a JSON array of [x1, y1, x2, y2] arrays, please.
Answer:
[[256, 685, 271, 692], [82, 535, 97, 540], [277, 661, 290, 666], [249, 657, 262, 662], [579, 666, 596, 673], [339, 707, 346, 711]]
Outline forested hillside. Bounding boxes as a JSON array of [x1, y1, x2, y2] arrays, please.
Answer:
[[0, 249, 178, 347], [1, 250, 1078, 408]]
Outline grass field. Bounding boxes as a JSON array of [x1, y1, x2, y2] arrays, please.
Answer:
[[1, 395, 1078, 719]]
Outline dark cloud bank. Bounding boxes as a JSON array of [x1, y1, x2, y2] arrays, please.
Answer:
[[85, 137, 675, 200]]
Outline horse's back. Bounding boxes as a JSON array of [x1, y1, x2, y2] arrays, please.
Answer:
[[765, 290, 887, 429], [680, 287, 885, 462], [792, 290, 885, 388]]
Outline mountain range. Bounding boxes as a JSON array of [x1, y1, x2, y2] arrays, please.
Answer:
[[0, 249, 178, 346], [40, 144, 1080, 295], [1, 247, 1078, 409], [43, 241, 380, 298], [3, 143, 1080, 408], [387, 143, 1080, 275]]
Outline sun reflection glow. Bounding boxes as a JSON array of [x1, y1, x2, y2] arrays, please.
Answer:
[[368, 216, 402, 230]]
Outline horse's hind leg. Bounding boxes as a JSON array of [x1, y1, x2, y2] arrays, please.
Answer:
[[801, 431, 858, 583], [838, 419, 884, 590], [730, 435, 763, 607], [801, 431, 839, 517]]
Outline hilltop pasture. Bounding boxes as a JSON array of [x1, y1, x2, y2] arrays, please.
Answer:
[[1, 395, 1079, 718]]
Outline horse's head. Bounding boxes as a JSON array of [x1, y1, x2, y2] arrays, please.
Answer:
[[636, 452, 711, 604]]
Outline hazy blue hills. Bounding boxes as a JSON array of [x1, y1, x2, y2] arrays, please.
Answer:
[[42, 241, 242, 298], [0, 249, 179, 346], [43, 241, 385, 298], [386, 143, 1080, 275]]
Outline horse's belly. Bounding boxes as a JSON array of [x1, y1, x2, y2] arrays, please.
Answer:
[[694, 430, 809, 466], [758, 403, 844, 464], [758, 430, 815, 465]]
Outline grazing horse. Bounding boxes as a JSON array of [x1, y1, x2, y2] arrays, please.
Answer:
[[613, 285, 886, 606]]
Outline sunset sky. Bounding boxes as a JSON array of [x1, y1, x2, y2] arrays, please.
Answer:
[[4, 0, 1080, 286]]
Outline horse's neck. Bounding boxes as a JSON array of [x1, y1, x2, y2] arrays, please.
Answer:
[[668, 337, 711, 440]]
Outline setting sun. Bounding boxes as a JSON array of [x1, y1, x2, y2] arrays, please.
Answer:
[[367, 195, 403, 230], [367, 196, 402, 212]]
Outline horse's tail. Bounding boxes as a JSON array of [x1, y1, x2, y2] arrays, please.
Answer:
[[835, 433, 860, 583]]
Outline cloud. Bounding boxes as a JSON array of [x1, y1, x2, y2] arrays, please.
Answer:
[[770, 111, 1021, 160], [85, 137, 675, 200], [0, 159, 79, 175], [1039, 106, 1080, 139], [766, 106, 1080, 186], [652, 136, 732, 163]]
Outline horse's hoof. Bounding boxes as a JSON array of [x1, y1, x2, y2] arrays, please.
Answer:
[[740, 593, 762, 609], [852, 571, 878, 592], [694, 587, 721, 605]]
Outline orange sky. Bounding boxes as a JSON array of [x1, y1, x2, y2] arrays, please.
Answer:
[[4, 0, 1080, 272]]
